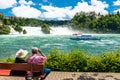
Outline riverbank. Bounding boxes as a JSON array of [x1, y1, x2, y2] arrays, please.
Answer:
[[0, 71, 120, 80]]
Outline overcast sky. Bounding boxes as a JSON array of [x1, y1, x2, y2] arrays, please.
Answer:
[[0, 0, 120, 20]]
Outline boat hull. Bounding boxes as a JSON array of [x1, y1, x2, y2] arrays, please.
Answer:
[[70, 37, 101, 40], [70, 34, 101, 40]]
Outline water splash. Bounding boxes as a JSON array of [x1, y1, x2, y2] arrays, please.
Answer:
[[50, 26, 78, 35], [23, 27, 44, 35], [10, 26, 19, 35], [10, 26, 80, 36]]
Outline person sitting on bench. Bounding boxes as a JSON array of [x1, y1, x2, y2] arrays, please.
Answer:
[[10, 49, 28, 76], [27, 47, 51, 80]]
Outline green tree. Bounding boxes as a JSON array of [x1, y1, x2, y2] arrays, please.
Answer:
[[0, 25, 10, 34], [70, 12, 120, 33], [14, 25, 23, 34], [3, 18, 11, 25]]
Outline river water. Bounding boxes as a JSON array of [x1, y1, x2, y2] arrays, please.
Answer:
[[0, 27, 120, 60]]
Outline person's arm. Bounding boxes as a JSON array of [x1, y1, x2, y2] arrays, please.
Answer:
[[38, 49, 47, 58]]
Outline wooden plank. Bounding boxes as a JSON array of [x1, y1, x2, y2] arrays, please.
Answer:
[[0, 63, 11, 70], [0, 63, 30, 70], [0, 63, 43, 71], [11, 63, 31, 71]]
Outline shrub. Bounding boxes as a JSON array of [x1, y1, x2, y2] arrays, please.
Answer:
[[45, 48, 69, 71], [87, 56, 104, 72], [45, 48, 120, 72], [100, 51, 120, 72], [67, 49, 88, 72], [1, 48, 120, 72], [1, 57, 15, 63]]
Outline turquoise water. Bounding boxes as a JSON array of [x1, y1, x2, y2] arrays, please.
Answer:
[[0, 34, 120, 60]]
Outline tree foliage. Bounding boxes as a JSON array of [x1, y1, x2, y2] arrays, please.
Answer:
[[13, 24, 23, 33], [0, 25, 10, 34], [69, 11, 120, 33]]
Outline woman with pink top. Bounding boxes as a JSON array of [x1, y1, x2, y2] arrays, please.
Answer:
[[27, 47, 51, 80]]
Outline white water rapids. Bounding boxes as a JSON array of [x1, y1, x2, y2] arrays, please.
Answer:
[[10, 26, 80, 36]]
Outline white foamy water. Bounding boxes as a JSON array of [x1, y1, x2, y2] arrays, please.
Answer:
[[23, 27, 44, 35], [10, 26, 19, 35], [50, 27, 78, 35], [10, 26, 80, 36]]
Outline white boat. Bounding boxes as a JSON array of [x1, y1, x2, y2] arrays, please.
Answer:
[[70, 34, 101, 40]]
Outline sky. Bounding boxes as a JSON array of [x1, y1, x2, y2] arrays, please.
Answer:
[[0, 0, 120, 20]]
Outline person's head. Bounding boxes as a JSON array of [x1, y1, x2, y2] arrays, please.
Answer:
[[16, 49, 28, 58], [32, 47, 38, 54]]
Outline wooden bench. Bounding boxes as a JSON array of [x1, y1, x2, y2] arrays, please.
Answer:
[[0, 63, 46, 80]]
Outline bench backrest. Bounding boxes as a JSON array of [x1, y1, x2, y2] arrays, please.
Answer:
[[0, 63, 44, 72]]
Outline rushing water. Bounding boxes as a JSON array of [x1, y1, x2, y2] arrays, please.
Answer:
[[0, 27, 120, 60]]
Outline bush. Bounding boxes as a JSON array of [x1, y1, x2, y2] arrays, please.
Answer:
[[87, 56, 104, 72], [1, 48, 120, 72], [67, 49, 88, 71], [1, 57, 15, 63], [45, 48, 69, 71], [100, 52, 120, 72], [45, 48, 120, 72], [45, 48, 88, 72]]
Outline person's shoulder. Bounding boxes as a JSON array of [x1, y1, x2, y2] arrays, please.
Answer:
[[15, 57, 26, 63]]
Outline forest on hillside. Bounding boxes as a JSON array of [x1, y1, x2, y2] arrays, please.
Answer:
[[0, 11, 120, 34], [69, 11, 120, 33]]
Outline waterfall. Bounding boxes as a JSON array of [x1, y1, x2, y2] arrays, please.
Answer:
[[50, 27, 78, 35], [10, 26, 80, 36], [10, 26, 19, 35], [23, 27, 44, 35]]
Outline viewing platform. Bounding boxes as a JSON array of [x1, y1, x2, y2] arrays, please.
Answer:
[[0, 71, 120, 80]]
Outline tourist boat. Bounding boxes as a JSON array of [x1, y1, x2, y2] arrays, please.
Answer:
[[70, 34, 101, 40]]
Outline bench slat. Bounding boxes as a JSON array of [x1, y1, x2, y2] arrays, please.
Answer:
[[0, 63, 44, 71]]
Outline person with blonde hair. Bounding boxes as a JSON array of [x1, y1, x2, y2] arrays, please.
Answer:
[[10, 49, 28, 76]]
